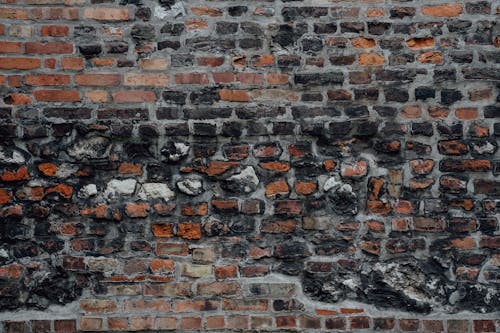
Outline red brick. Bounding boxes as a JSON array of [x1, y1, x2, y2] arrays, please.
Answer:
[[215, 265, 238, 279], [197, 282, 240, 296], [54, 319, 77, 333], [130, 317, 153, 331], [0, 263, 23, 279], [227, 315, 248, 329], [4, 93, 30, 105], [455, 107, 478, 120], [80, 317, 103, 331], [180, 317, 201, 330], [40, 25, 69, 37], [237, 72, 264, 84], [108, 317, 128, 331], [174, 73, 209, 84], [31, 8, 79, 20], [197, 56, 224, 67], [152, 317, 176, 330], [212, 72, 234, 83], [423, 320, 444, 332], [125, 202, 150, 218], [75, 74, 121, 86], [267, 73, 289, 85], [34, 90, 80, 102], [400, 319, 420, 331], [473, 320, 496, 332], [206, 316, 225, 330], [61, 57, 84, 70], [112, 90, 157, 103], [25, 74, 70, 86], [350, 316, 371, 329], [0, 41, 22, 54], [177, 222, 202, 239], [276, 316, 296, 328], [25, 42, 73, 54], [150, 258, 175, 273]]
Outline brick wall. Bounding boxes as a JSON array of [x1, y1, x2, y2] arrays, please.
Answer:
[[0, 0, 499, 331]]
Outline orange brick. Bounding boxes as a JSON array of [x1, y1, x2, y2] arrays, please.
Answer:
[[85, 90, 108, 103], [1, 166, 29, 182], [0, 8, 29, 19], [422, 4, 463, 17], [267, 73, 288, 85], [418, 51, 443, 64], [406, 37, 435, 49], [265, 179, 289, 197], [219, 89, 249, 102], [150, 259, 175, 273], [0, 57, 40, 70], [92, 58, 115, 67], [61, 57, 84, 70], [112, 90, 157, 103], [25, 74, 70, 86], [191, 6, 223, 16], [295, 181, 317, 195], [46, 184, 73, 199], [260, 161, 290, 172], [254, 54, 274, 66], [351, 37, 376, 48], [359, 52, 384, 66], [177, 222, 202, 240], [152, 223, 175, 238], [5, 93, 30, 105], [186, 20, 208, 31], [38, 163, 58, 176], [125, 202, 150, 218], [118, 162, 142, 175], [366, 8, 384, 17]]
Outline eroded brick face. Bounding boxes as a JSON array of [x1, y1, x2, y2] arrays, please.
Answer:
[[0, 0, 499, 331]]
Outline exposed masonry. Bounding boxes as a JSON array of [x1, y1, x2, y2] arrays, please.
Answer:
[[0, 0, 500, 331]]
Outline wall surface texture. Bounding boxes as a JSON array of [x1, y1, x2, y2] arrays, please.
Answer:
[[0, 0, 499, 331]]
